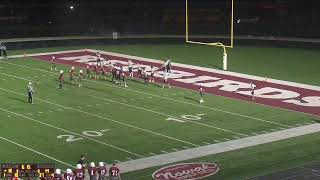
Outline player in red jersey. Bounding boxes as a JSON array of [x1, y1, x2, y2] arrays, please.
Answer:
[[108, 164, 121, 180], [86, 64, 92, 79], [64, 169, 74, 180], [58, 70, 64, 89], [97, 162, 107, 180], [101, 65, 108, 80], [50, 56, 57, 71], [199, 83, 205, 103], [73, 164, 85, 180], [51, 169, 63, 180], [137, 63, 142, 78], [94, 64, 100, 80], [88, 162, 97, 180], [69, 67, 75, 84]]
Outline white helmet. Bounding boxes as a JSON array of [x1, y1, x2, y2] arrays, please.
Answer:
[[99, 162, 104, 167], [28, 82, 32, 85], [71, 67, 75, 70], [55, 169, 61, 175], [90, 162, 95, 167], [60, 70, 64, 74], [76, 164, 82, 169], [66, 168, 72, 174], [52, 56, 55, 59], [79, 70, 83, 73]]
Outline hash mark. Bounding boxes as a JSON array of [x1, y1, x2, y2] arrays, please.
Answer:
[[214, 140, 220, 143], [252, 132, 259, 135], [114, 160, 121, 163], [86, 105, 93, 107], [161, 150, 169, 154], [182, 146, 189, 149], [224, 138, 231, 141], [57, 109, 63, 111], [203, 142, 211, 145], [262, 131, 269, 134], [233, 136, 240, 139], [126, 157, 133, 160], [38, 112, 43, 114], [171, 148, 179, 151], [196, 114, 205, 116], [48, 110, 53, 113], [28, 113, 33, 115], [271, 129, 277, 132], [100, 129, 110, 132]]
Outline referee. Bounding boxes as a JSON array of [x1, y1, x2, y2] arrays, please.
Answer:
[[27, 82, 34, 104]]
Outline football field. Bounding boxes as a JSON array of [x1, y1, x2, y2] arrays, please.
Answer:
[[0, 44, 319, 179]]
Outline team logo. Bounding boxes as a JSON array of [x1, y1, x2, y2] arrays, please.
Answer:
[[152, 163, 219, 180]]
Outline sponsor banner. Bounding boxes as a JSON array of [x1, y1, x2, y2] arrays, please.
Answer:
[[32, 50, 320, 116], [152, 163, 219, 180]]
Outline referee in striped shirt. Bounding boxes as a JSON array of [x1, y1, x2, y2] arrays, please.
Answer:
[[27, 82, 34, 104]]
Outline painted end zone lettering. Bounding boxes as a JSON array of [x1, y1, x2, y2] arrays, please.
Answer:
[[32, 50, 320, 116]]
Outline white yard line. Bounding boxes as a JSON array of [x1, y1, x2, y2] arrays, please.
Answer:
[[0, 107, 142, 158], [1, 61, 298, 127], [90, 95, 246, 137], [115, 123, 320, 173], [0, 87, 199, 147], [0, 136, 74, 168]]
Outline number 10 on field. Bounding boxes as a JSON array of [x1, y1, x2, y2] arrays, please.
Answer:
[[166, 114, 205, 123]]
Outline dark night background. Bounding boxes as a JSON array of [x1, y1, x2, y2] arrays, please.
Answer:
[[0, 0, 319, 39]]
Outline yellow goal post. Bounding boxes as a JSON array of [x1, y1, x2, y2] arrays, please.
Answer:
[[185, 0, 234, 70]]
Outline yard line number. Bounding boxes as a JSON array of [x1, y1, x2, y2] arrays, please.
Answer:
[[166, 114, 205, 123], [57, 129, 110, 142]]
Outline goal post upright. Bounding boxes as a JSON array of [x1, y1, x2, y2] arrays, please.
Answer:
[[185, 0, 234, 71]]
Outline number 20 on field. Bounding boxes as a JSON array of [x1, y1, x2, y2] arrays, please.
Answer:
[[57, 129, 110, 142]]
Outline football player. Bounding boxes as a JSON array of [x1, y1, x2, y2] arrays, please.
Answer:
[[64, 168, 74, 180], [121, 66, 128, 87], [108, 164, 121, 180], [70, 67, 75, 84], [128, 60, 133, 77], [88, 162, 97, 180], [27, 82, 34, 104], [199, 83, 205, 103], [97, 162, 107, 180], [78, 70, 84, 87], [137, 63, 142, 78], [149, 66, 155, 83], [52, 169, 63, 180], [58, 70, 64, 89], [142, 67, 148, 85], [101, 65, 108, 80], [96, 52, 102, 66], [250, 82, 256, 99], [94, 64, 100, 80], [73, 164, 85, 180], [111, 65, 117, 82], [50, 56, 57, 71], [162, 72, 171, 88], [86, 64, 92, 79], [116, 66, 121, 84]]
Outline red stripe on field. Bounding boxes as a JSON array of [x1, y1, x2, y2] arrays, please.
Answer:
[[32, 50, 320, 117]]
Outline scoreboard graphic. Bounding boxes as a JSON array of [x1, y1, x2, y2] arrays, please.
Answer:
[[1, 164, 55, 178]]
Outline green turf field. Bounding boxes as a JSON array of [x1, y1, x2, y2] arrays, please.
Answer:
[[0, 44, 319, 179]]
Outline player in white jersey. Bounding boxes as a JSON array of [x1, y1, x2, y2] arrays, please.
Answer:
[[162, 72, 171, 88], [50, 56, 57, 71], [250, 82, 256, 99], [128, 60, 133, 77], [199, 83, 204, 103], [149, 66, 155, 83]]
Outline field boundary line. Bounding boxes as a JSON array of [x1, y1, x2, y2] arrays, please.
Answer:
[[115, 123, 320, 173], [0, 106, 142, 157], [90, 95, 247, 136], [0, 87, 199, 147], [0, 136, 74, 168], [0, 61, 294, 127]]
